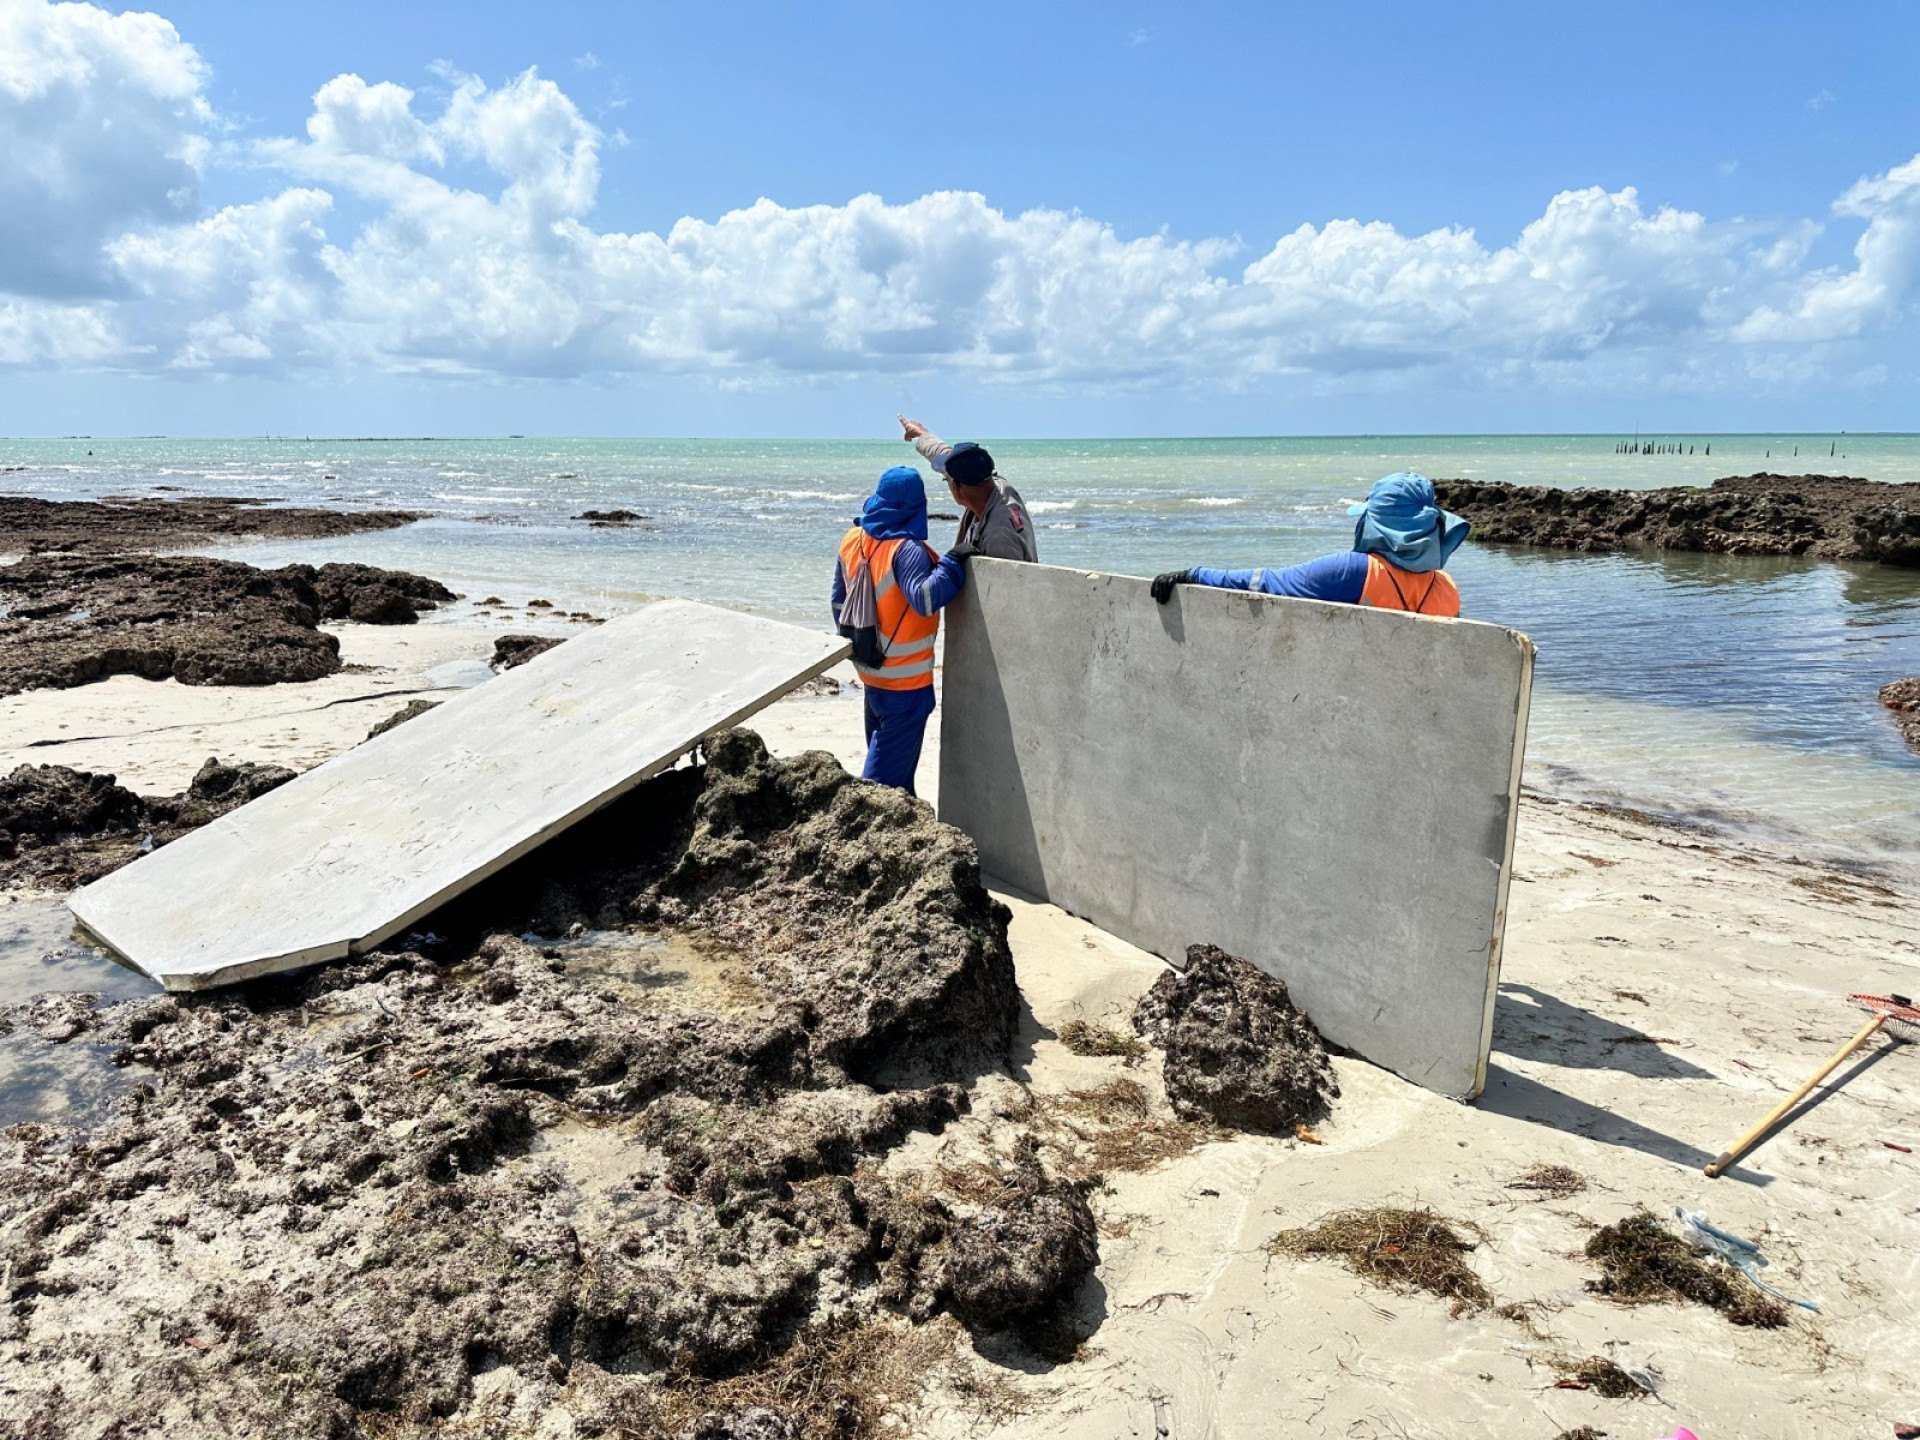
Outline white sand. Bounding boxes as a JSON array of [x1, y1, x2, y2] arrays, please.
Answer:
[[4, 620, 1915, 1437]]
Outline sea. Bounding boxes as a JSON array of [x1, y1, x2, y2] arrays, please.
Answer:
[[6, 432, 1920, 885]]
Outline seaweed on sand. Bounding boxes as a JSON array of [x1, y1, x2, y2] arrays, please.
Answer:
[[1047, 1077, 1216, 1179], [1507, 1163, 1588, 1200], [652, 1318, 1003, 1440], [1553, 1354, 1651, 1398], [1057, 1020, 1146, 1063], [1267, 1207, 1492, 1315], [1583, 1213, 1788, 1328]]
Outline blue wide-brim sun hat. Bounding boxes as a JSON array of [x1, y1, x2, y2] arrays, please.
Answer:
[[1346, 471, 1470, 574]]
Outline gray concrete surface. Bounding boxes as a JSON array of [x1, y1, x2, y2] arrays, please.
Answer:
[[939, 560, 1533, 1099], [70, 602, 849, 990]]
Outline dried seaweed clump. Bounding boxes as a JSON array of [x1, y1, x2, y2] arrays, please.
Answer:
[[655, 1319, 960, 1440], [1507, 1163, 1588, 1200], [1267, 1206, 1492, 1315], [1583, 1214, 1787, 1328], [1057, 1019, 1146, 1063], [1046, 1077, 1214, 1179], [1131, 943, 1337, 1133], [1554, 1355, 1650, 1398]]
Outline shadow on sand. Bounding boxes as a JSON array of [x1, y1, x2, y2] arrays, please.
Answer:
[[1484, 983, 1772, 1183], [1494, 981, 1716, 1080]]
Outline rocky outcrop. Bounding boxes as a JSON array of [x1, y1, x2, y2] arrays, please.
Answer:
[[1434, 473, 1920, 566], [0, 493, 422, 554], [1133, 943, 1338, 1133], [0, 733, 1087, 1437], [0, 553, 454, 696], [0, 757, 293, 885]]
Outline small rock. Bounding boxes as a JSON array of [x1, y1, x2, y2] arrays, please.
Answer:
[[492, 634, 563, 671], [366, 699, 443, 740]]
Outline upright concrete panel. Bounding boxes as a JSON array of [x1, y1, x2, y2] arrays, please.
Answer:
[[939, 560, 1533, 1099], [70, 602, 849, 990]]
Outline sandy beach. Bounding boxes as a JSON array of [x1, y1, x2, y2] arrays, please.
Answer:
[[4, 613, 1915, 1438]]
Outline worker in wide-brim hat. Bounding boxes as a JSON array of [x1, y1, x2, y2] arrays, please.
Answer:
[[831, 465, 970, 794], [1148, 472, 1470, 616]]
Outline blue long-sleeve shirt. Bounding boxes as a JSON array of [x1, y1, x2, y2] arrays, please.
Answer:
[[831, 539, 967, 624], [1189, 551, 1371, 604]]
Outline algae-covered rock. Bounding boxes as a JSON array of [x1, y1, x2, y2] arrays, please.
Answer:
[[366, 698, 443, 739], [491, 633, 562, 670], [1133, 943, 1338, 1133], [0, 730, 1065, 1437]]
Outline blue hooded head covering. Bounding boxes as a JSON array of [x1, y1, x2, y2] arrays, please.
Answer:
[[857, 465, 929, 542], [1346, 472, 1470, 574]]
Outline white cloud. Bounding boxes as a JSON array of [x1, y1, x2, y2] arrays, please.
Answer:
[[0, 0, 212, 298], [0, 0, 1915, 400], [1734, 154, 1920, 343]]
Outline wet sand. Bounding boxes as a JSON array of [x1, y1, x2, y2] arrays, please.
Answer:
[[2, 621, 1917, 1437]]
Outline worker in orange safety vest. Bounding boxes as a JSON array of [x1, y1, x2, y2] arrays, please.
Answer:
[[1149, 472, 1467, 616], [831, 465, 971, 793]]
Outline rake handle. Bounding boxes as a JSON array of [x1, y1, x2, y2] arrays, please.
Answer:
[[1705, 1014, 1887, 1177]]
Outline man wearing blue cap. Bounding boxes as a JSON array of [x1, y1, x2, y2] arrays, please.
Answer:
[[1149, 472, 1469, 616], [897, 415, 1038, 562], [832, 465, 970, 793]]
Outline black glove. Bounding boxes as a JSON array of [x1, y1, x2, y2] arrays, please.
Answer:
[[1150, 569, 1193, 604], [947, 538, 979, 562]]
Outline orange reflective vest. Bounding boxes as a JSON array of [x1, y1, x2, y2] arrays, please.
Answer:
[[838, 528, 939, 690], [1359, 554, 1460, 617]]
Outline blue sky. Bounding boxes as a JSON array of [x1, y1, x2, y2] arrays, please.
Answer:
[[2, 0, 1918, 436]]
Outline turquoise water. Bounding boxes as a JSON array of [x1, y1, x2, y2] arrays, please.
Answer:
[[5, 433, 1920, 877]]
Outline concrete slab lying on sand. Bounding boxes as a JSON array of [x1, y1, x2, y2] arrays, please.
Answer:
[[939, 559, 1534, 1100], [68, 601, 850, 989]]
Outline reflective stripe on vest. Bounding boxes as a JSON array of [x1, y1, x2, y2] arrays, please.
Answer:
[[838, 528, 940, 690], [1359, 554, 1460, 618]]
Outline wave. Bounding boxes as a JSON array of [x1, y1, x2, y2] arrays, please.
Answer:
[[1026, 500, 1078, 514], [769, 489, 858, 502], [1187, 496, 1245, 507]]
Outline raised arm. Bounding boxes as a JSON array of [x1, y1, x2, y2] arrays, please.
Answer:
[[898, 414, 954, 473]]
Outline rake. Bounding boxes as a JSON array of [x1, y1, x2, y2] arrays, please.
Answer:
[[1704, 992, 1919, 1178]]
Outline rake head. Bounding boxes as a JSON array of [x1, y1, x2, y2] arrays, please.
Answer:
[[1851, 992, 1920, 1043]]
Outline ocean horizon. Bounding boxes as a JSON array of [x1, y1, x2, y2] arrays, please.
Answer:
[[6, 431, 1920, 881]]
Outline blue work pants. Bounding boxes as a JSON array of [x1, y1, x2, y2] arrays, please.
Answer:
[[861, 684, 936, 794]]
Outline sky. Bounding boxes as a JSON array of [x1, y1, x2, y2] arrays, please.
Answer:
[[2, 0, 1918, 437]]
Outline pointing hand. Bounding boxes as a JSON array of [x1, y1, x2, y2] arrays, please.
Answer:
[[897, 414, 928, 442]]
